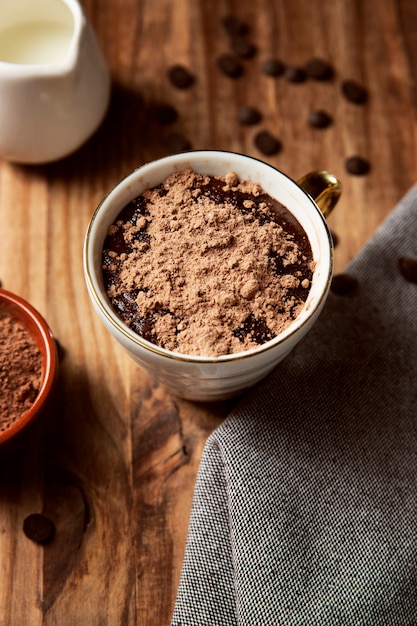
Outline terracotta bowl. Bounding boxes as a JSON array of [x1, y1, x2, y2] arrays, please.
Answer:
[[0, 289, 58, 445]]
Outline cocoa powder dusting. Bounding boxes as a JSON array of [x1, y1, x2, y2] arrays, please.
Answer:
[[102, 168, 314, 357], [0, 313, 42, 430]]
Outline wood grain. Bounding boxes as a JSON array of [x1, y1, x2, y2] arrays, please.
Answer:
[[1, 0, 417, 623]]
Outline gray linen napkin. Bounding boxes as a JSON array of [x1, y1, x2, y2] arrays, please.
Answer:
[[171, 185, 417, 626]]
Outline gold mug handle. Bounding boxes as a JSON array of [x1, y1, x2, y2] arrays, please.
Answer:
[[297, 170, 342, 218]]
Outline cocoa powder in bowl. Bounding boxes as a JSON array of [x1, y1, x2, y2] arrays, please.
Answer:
[[102, 168, 315, 357], [0, 312, 42, 429], [0, 290, 58, 444]]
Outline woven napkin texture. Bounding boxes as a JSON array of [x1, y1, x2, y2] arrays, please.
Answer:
[[171, 185, 417, 626]]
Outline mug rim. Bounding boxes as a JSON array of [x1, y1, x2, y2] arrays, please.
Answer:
[[84, 150, 334, 364]]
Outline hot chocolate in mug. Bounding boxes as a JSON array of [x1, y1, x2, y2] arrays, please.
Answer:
[[0, 0, 110, 164], [84, 150, 342, 401]]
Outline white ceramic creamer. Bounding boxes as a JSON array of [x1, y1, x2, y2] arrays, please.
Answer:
[[0, 0, 110, 163]]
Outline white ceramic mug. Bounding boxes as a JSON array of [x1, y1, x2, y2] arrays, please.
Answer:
[[84, 151, 341, 401], [0, 0, 110, 164]]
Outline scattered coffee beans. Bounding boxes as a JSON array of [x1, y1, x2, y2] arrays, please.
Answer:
[[167, 65, 195, 89], [341, 80, 368, 104], [262, 58, 285, 77], [345, 156, 370, 176], [23, 513, 55, 544], [305, 57, 334, 81], [216, 54, 244, 78], [330, 273, 359, 296], [160, 14, 372, 179], [238, 105, 262, 125], [398, 257, 417, 284], [254, 130, 282, 156], [285, 65, 307, 83], [308, 109, 333, 129]]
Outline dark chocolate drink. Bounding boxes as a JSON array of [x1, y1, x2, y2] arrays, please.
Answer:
[[102, 169, 314, 357]]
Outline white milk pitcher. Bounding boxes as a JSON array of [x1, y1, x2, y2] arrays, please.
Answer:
[[0, 0, 110, 163]]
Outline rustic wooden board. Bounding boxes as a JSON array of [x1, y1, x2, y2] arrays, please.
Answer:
[[1, 0, 417, 623]]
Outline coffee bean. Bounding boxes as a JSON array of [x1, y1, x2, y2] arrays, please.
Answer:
[[23, 513, 55, 544], [165, 132, 192, 153], [285, 65, 307, 83], [341, 80, 368, 104], [308, 109, 333, 129], [262, 58, 285, 77], [398, 257, 417, 284], [222, 15, 249, 37], [254, 130, 282, 156], [167, 65, 195, 89], [330, 273, 359, 296], [216, 54, 244, 78], [305, 57, 334, 81], [155, 104, 178, 125], [231, 36, 256, 59], [345, 156, 370, 176], [238, 105, 262, 125]]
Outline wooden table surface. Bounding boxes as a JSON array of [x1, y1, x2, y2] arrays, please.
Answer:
[[1, 0, 417, 624]]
